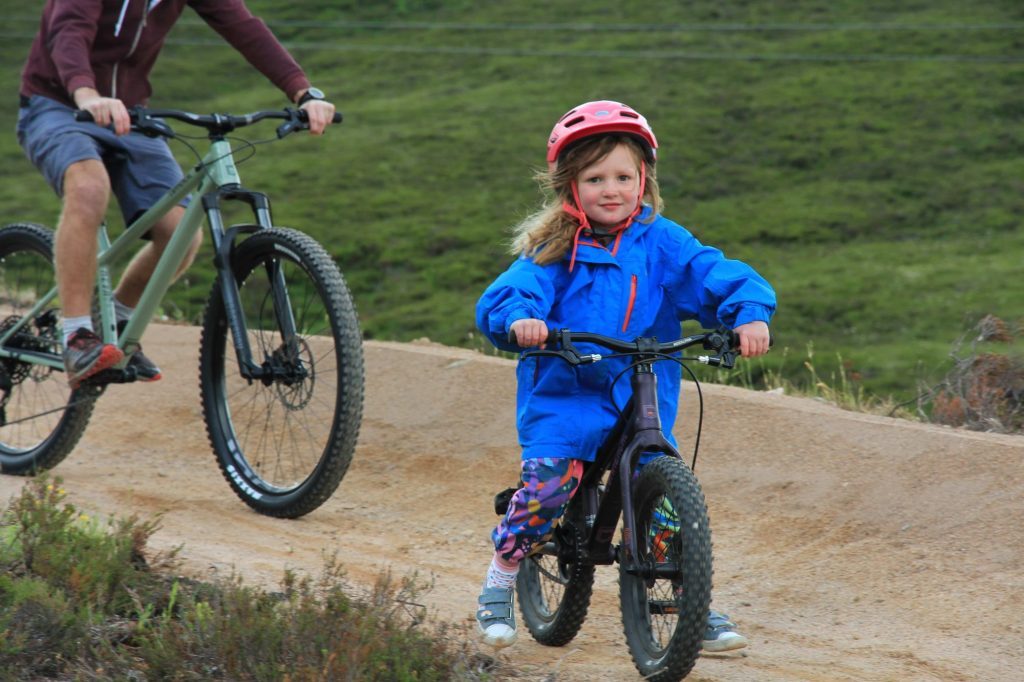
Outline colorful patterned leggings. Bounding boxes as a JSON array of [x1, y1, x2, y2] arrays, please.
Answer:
[[491, 453, 673, 566], [492, 457, 584, 565]]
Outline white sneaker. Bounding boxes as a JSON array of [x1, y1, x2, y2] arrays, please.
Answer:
[[476, 586, 517, 648], [702, 610, 749, 652]]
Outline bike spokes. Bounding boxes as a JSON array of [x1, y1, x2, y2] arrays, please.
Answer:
[[200, 228, 362, 518], [620, 456, 711, 681]]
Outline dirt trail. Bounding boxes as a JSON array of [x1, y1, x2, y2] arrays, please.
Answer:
[[1, 324, 1022, 681]]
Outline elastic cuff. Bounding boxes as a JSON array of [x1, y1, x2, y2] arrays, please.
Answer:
[[284, 75, 312, 103], [733, 305, 772, 327], [502, 308, 535, 335]]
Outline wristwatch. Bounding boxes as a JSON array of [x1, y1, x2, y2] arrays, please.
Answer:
[[296, 87, 325, 107]]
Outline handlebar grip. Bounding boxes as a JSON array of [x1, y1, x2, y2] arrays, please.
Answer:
[[74, 110, 95, 123], [332, 112, 343, 124]]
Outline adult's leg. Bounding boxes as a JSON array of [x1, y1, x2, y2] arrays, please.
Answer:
[[113, 205, 202, 307], [55, 160, 111, 318]]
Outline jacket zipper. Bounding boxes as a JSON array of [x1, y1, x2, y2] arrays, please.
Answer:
[[112, 2, 148, 98], [622, 274, 637, 332]]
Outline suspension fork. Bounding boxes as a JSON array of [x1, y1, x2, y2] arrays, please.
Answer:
[[204, 185, 294, 381]]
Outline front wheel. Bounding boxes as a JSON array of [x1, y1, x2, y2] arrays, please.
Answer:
[[620, 456, 712, 682], [0, 223, 99, 474], [199, 227, 363, 518]]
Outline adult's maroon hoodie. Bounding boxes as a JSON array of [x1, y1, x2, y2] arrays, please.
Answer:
[[20, 0, 311, 107]]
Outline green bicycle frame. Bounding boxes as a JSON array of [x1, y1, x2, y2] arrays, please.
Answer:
[[0, 138, 265, 373]]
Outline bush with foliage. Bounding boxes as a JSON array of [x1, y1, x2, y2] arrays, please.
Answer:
[[924, 315, 1023, 433], [0, 478, 513, 680]]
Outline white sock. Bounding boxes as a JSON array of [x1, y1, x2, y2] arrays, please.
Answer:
[[485, 557, 519, 590], [113, 296, 134, 324], [63, 316, 93, 345]]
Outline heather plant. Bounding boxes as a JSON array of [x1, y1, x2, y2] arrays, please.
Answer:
[[923, 315, 1024, 433], [0, 478, 521, 680]]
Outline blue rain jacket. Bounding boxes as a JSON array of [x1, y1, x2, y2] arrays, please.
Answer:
[[476, 208, 776, 461]]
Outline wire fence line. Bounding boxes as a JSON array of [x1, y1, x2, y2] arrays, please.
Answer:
[[184, 18, 1024, 32], [1, 32, 1020, 64], [8, 15, 1024, 32]]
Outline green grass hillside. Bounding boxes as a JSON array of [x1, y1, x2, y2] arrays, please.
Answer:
[[2, 1, 1022, 400]]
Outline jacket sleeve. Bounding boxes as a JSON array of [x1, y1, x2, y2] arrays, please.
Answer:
[[664, 230, 776, 329], [46, 1, 104, 96], [476, 257, 558, 352], [190, 0, 310, 100]]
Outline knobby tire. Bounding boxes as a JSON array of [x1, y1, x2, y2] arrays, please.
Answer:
[[199, 228, 363, 518], [0, 223, 99, 474], [620, 455, 712, 682]]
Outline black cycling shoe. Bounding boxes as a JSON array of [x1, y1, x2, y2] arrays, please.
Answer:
[[117, 321, 162, 382]]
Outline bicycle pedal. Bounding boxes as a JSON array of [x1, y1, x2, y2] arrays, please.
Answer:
[[82, 366, 136, 386], [493, 482, 523, 515]]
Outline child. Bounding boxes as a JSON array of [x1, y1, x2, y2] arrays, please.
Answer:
[[474, 100, 775, 650]]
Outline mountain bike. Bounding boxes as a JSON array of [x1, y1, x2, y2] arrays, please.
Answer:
[[501, 327, 743, 681], [0, 105, 363, 519]]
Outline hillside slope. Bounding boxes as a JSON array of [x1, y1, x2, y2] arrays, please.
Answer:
[[3, 2, 1023, 398], [0, 324, 1020, 681]]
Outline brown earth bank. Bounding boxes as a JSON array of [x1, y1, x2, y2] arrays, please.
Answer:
[[1, 324, 1022, 681]]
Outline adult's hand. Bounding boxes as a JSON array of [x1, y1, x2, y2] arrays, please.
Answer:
[[299, 99, 336, 136], [74, 87, 130, 135]]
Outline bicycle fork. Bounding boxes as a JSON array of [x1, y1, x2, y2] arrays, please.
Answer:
[[619, 368, 676, 561], [204, 184, 297, 383]]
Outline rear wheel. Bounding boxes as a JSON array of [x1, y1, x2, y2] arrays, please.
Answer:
[[199, 228, 363, 518], [0, 223, 98, 474], [620, 456, 712, 681], [517, 511, 595, 646]]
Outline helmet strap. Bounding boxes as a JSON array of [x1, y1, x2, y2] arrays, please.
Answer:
[[562, 161, 647, 272]]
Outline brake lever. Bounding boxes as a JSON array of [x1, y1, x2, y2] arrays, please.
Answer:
[[521, 348, 601, 365], [276, 109, 344, 138], [702, 327, 738, 352], [275, 108, 304, 138], [132, 108, 175, 139]]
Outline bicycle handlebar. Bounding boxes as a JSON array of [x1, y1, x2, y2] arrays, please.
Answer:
[[73, 105, 343, 139], [512, 327, 757, 369]]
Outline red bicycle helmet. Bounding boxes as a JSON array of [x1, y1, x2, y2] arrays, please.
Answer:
[[546, 100, 658, 166]]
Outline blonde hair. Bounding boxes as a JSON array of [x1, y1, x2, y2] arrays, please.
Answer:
[[511, 134, 663, 265]]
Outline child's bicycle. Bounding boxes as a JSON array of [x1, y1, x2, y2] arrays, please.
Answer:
[[0, 105, 363, 519], [499, 327, 744, 681]]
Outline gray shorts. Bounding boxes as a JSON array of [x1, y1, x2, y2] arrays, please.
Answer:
[[16, 94, 188, 227]]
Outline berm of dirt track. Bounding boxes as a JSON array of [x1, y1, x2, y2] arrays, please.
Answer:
[[1, 324, 1020, 681]]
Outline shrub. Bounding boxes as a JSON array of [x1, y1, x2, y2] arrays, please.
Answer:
[[924, 315, 1024, 433], [0, 478, 516, 680]]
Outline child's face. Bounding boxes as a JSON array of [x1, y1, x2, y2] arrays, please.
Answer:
[[574, 143, 642, 231]]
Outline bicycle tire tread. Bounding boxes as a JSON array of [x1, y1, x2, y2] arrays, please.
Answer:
[[0, 223, 98, 474], [620, 456, 712, 682], [199, 227, 363, 518]]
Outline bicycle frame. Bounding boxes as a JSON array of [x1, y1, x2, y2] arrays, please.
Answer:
[[0, 137, 278, 380], [571, 359, 682, 572], [522, 327, 743, 578]]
